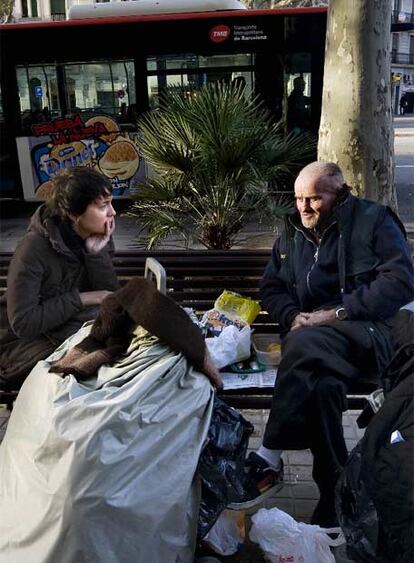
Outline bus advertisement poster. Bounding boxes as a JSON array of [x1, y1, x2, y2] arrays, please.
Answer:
[[16, 114, 146, 201]]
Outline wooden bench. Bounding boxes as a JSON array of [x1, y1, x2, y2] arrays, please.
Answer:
[[0, 250, 377, 410]]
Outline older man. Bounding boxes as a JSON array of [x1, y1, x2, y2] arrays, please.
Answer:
[[230, 162, 413, 526]]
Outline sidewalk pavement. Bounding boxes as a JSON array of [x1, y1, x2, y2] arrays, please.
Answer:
[[0, 402, 361, 562], [0, 195, 402, 562], [0, 210, 280, 253]]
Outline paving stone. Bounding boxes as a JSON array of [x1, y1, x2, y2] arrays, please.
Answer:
[[249, 427, 263, 438], [268, 483, 294, 501], [355, 430, 365, 441], [247, 438, 263, 450], [294, 498, 318, 520], [290, 482, 319, 500], [286, 450, 313, 465], [345, 440, 359, 452], [242, 415, 264, 427], [241, 409, 269, 420], [264, 497, 294, 514], [288, 464, 314, 482], [343, 425, 358, 439]]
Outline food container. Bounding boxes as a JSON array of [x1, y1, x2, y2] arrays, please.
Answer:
[[252, 333, 282, 366]]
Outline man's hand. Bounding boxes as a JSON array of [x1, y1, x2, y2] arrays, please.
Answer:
[[79, 290, 114, 307], [291, 312, 311, 331], [201, 348, 223, 390], [85, 218, 115, 254], [291, 309, 336, 330]]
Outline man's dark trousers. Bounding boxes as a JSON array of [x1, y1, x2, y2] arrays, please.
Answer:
[[263, 323, 379, 527]]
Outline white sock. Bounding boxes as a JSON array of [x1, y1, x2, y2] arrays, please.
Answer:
[[257, 446, 282, 470]]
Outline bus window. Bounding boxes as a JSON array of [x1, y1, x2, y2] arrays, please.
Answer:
[[285, 53, 313, 133], [1, 6, 327, 200], [16, 65, 60, 134], [62, 60, 136, 120], [146, 53, 254, 108]]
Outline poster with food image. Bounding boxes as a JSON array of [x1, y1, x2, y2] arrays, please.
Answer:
[[17, 114, 145, 200]]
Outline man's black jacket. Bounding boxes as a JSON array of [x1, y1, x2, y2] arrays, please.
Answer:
[[260, 194, 413, 369]]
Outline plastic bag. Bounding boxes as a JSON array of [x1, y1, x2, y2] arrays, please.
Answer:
[[214, 290, 261, 325], [250, 507, 344, 563], [335, 441, 379, 562], [202, 308, 248, 336], [202, 290, 260, 336], [205, 325, 251, 369], [197, 397, 253, 539], [203, 510, 246, 556]]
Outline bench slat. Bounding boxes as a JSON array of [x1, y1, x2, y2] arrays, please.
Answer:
[[0, 249, 373, 411]]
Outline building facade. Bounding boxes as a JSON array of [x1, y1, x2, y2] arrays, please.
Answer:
[[392, 0, 414, 114], [11, 0, 112, 22]]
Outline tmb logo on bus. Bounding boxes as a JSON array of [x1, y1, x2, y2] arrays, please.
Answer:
[[209, 25, 231, 43]]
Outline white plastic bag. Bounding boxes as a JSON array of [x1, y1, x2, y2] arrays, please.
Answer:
[[250, 508, 345, 563], [203, 510, 246, 556], [205, 325, 251, 369]]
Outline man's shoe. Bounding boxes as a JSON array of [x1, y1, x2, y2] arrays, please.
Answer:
[[228, 452, 284, 510]]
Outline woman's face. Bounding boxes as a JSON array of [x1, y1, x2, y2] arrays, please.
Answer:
[[74, 193, 116, 238]]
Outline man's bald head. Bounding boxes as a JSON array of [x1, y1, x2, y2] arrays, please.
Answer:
[[296, 161, 345, 193], [294, 161, 347, 230]]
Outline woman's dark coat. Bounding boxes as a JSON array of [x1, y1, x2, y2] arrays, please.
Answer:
[[0, 205, 119, 388]]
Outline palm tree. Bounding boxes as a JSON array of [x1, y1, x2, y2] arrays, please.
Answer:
[[128, 82, 315, 249]]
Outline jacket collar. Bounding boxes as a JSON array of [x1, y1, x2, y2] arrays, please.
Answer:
[[286, 193, 355, 235], [27, 205, 80, 258]]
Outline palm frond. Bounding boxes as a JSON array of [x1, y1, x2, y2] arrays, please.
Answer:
[[128, 83, 313, 249]]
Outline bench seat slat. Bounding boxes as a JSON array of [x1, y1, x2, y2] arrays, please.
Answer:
[[0, 250, 374, 411]]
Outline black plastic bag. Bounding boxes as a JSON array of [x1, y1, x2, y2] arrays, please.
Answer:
[[197, 396, 253, 539], [335, 441, 380, 562]]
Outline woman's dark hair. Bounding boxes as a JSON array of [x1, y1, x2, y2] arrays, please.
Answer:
[[47, 167, 112, 218]]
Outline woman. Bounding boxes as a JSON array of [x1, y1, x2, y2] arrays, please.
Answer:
[[0, 167, 119, 389]]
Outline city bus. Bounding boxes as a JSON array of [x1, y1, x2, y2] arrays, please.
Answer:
[[0, 2, 327, 200]]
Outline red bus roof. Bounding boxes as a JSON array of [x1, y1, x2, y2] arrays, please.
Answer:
[[1, 6, 327, 31]]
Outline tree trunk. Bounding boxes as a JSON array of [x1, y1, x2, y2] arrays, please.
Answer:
[[318, 0, 396, 208]]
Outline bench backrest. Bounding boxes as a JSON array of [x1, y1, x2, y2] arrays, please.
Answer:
[[1, 249, 276, 333], [0, 250, 377, 409]]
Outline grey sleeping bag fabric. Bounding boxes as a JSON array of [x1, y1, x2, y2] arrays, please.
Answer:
[[0, 323, 214, 563]]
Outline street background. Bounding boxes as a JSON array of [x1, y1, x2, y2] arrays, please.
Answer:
[[0, 116, 412, 563], [1, 116, 412, 252]]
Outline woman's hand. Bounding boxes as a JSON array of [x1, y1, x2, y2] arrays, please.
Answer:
[[79, 290, 113, 307], [201, 348, 223, 390], [85, 218, 115, 254]]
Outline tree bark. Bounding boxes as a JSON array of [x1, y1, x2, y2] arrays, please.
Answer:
[[318, 0, 396, 208]]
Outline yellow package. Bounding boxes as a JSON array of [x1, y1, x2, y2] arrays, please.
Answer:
[[214, 290, 261, 325]]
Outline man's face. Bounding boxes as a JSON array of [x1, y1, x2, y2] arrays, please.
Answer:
[[294, 173, 338, 229]]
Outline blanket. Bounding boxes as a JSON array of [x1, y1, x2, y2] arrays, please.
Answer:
[[50, 277, 206, 380], [0, 325, 214, 563]]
